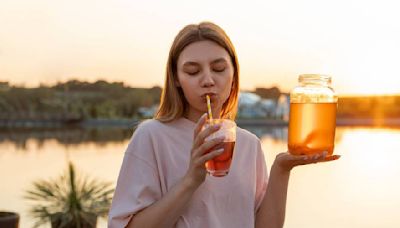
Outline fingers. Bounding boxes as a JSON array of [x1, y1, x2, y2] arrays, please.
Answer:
[[193, 136, 225, 158], [303, 152, 327, 162], [297, 152, 341, 165], [190, 139, 225, 168], [198, 148, 225, 164], [193, 122, 222, 149], [281, 151, 341, 168], [322, 155, 341, 162], [193, 113, 208, 139]]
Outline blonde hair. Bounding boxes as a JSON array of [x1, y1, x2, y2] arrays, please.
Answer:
[[155, 22, 240, 122]]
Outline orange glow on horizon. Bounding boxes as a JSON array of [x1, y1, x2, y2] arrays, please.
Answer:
[[1, 0, 399, 96]]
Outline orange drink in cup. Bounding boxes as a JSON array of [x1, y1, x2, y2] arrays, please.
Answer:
[[204, 95, 236, 177], [203, 118, 236, 177]]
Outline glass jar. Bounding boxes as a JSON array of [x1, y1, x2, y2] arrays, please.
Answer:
[[288, 74, 338, 156]]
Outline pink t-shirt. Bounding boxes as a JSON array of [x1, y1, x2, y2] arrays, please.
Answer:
[[108, 117, 268, 228]]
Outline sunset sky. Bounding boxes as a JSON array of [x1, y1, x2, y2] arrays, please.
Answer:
[[1, 0, 399, 95]]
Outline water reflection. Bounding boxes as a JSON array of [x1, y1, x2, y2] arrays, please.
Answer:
[[258, 127, 400, 228], [0, 128, 133, 150], [0, 125, 287, 150], [242, 126, 288, 141], [1, 127, 400, 228]]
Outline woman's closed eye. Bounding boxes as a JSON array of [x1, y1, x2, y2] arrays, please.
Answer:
[[212, 63, 226, 73], [186, 68, 225, 75], [213, 66, 225, 73], [183, 66, 200, 75], [186, 70, 199, 75]]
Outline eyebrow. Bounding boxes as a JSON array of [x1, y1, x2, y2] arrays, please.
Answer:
[[182, 61, 199, 67], [211, 58, 228, 64], [182, 58, 228, 67]]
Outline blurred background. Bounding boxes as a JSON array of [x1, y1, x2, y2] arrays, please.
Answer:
[[1, 0, 399, 227]]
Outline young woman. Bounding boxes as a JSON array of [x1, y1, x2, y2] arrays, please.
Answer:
[[108, 22, 340, 228]]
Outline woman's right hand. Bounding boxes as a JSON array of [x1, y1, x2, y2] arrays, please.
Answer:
[[183, 113, 225, 188]]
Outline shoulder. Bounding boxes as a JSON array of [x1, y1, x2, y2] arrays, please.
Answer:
[[134, 118, 165, 134], [126, 119, 166, 156], [236, 126, 261, 144], [133, 118, 185, 141]]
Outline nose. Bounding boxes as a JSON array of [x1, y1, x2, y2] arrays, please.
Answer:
[[200, 70, 215, 88]]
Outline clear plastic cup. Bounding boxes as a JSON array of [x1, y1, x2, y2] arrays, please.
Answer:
[[203, 119, 236, 177]]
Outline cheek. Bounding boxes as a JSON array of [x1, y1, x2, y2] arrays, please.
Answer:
[[178, 79, 198, 102], [223, 82, 232, 102], [182, 87, 195, 101], [221, 74, 234, 103]]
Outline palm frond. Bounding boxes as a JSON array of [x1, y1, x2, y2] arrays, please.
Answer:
[[24, 162, 115, 227]]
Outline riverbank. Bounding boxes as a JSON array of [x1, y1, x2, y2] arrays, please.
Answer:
[[1, 118, 400, 129], [0, 118, 139, 129], [236, 118, 400, 128]]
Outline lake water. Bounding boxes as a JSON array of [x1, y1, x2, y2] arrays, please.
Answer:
[[1, 126, 400, 228]]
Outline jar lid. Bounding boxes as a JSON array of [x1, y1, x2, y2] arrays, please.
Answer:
[[299, 74, 331, 84]]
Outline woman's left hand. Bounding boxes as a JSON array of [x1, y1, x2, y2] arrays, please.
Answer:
[[274, 151, 341, 172]]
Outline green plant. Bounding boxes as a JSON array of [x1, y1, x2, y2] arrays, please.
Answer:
[[24, 162, 114, 228]]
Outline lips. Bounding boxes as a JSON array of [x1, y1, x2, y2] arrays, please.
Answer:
[[201, 93, 217, 103], [202, 92, 216, 97]]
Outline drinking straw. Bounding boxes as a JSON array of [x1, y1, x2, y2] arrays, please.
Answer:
[[206, 95, 213, 125]]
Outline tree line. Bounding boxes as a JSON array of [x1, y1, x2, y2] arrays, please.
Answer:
[[0, 80, 161, 120], [1, 80, 399, 120]]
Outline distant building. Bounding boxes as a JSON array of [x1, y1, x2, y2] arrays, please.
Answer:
[[238, 92, 265, 118], [137, 92, 291, 120], [276, 94, 290, 121], [237, 92, 289, 119]]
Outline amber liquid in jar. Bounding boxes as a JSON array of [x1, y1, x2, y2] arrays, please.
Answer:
[[288, 74, 337, 156], [288, 103, 336, 155]]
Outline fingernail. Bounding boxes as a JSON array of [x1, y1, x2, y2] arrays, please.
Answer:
[[216, 148, 224, 153], [216, 136, 225, 141], [213, 124, 221, 129]]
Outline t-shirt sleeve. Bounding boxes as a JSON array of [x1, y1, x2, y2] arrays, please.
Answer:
[[108, 122, 162, 228], [255, 139, 269, 212]]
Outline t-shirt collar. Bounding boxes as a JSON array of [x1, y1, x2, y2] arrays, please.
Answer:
[[175, 117, 197, 131]]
